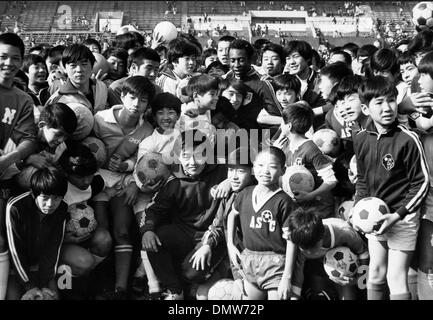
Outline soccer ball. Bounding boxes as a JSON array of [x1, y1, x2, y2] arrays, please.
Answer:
[[312, 129, 340, 157], [323, 246, 359, 278], [337, 200, 355, 222], [281, 165, 315, 198], [352, 197, 389, 234], [135, 152, 171, 184], [153, 21, 178, 44], [66, 202, 98, 237], [67, 102, 94, 141], [413, 2, 433, 29], [207, 279, 235, 300], [80, 137, 107, 168]]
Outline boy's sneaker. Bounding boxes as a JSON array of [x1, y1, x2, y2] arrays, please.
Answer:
[[161, 289, 184, 300], [96, 287, 128, 300]]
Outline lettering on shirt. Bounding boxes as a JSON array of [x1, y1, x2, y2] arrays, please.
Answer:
[[2, 108, 16, 125], [249, 210, 276, 232]]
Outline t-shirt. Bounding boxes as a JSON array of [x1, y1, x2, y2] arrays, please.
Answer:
[[233, 185, 293, 254]]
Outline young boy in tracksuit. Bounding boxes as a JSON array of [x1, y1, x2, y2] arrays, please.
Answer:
[[141, 129, 227, 300]]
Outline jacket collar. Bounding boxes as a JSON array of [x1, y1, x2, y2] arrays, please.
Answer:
[[58, 78, 95, 95], [364, 117, 399, 136]]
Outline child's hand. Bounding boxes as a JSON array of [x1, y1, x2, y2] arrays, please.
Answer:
[[21, 287, 43, 300], [273, 135, 289, 150], [120, 182, 139, 206], [64, 231, 92, 244], [409, 92, 433, 110], [26, 154, 51, 169], [189, 244, 212, 271], [108, 154, 128, 172], [231, 278, 246, 300], [211, 180, 232, 199], [227, 243, 242, 270], [91, 69, 108, 81], [373, 212, 400, 235], [184, 108, 200, 118], [140, 179, 164, 193], [329, 275, 356, 286], [348, 168, 357, 184], [293, 190, 314, 203], [277, 276, 292, 300], [142, 231, 162, 252], [41, 288, 59, 300]]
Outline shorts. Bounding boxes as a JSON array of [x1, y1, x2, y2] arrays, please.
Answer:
[[366, 210, 420, 251], [93, 169, 129, 202], [241, 249, 285, 291], [421, 186, 433, 223]]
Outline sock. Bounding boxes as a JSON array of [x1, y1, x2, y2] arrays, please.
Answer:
[[367, 282, 387, 300], [91, 254, 106, 269], [390, 292, 411, 300], [114, 245, 133, 290], [141, 250, 160, 293], [407, 268, 418, 300], [417, 270, 433, 300], [0, 251, 9, 300]]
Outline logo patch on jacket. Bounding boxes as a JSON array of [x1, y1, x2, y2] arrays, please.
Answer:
[[382, 154, 395, 171]]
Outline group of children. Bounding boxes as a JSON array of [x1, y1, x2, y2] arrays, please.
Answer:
[[1, 24, 433, 301]]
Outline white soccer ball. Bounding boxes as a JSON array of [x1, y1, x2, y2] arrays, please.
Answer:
[[323, 246, 359, 278], [352, 197, 389, 234], [413, 2, 433, 29], [337, 200, 355, 222]]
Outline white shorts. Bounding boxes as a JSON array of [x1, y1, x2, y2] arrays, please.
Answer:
[[421, 186, 433, 223], [366, 210, 420, 251], [93, 169, 131, 202]]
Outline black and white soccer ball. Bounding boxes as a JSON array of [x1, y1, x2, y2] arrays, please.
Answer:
[[323, 246, 359, 278]]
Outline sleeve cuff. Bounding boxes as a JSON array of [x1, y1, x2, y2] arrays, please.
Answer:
[[396, 206, 409, 219], [140, 222, 155, 235]]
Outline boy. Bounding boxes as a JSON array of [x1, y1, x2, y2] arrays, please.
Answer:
[[141, 130, 227, 300], [227, 147, 298, 300], [217, 35, 235, 66], [6, 167, 68, 300], [354, 76, 429, 300], [46, 44, 108, 114], [260, 43, 285, 79], [0, 32, 37, 300], [21, 54, 50, 106], [16, 102, 77, 189], [288, 207, 369, 300], [108, 47, 162, 107], [274, 101, 337, 218], [93, 75, 155, 299]]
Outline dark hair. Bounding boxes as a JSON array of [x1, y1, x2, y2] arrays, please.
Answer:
[[204, 60, 229, 75], [0, 32, 25, 58], [83, 38, 102, 53], [320, 61, 353, 84], [282, 101, 314, 134], [62, 44, 96, 67], [29, 45, 45, 55], [219, 35, 236, 43], [336, 75, 364, 101], [59, 143, 97, 176], [271, 73, 301, 94], [397, 51, 416, 67], [342, 42, 359, 58], [262, 42, 285, 63], [178, 33, 202, 55], [311, 49, 325, 70], [151, 92, 182, 116], [366, 48, 399, 77], [22, 54, 47, 73], [202, 48, 217, 64], [219, 78, 248, 97], [358, 76, 398, 105], [357, 44, 378, 59], [284, 40, 313, 65], [167, 38, 200, 64], [115, 32, 142, 51], [127, 47, 160, 70], [45, 45, 65, 59], [185, 74, 219, 97], [39, 103, 78, 136], [418, 51, 433, 79], [408, 29, 433, 55], [155, 45, 167, 56], [257, 146, 286, 169], [253, 38, 271, 50], [102, 47, 128, 63], [229, 39, 255, 60], [288, 207, 325, 248], [330, 50, 352, 66], [121, 75, 156, 101], [30, 167, 68, 197]]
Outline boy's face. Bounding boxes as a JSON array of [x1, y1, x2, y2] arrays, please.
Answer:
[[121, 92, 149, 117], [262, 50, 282, 76], [179, 147, 208, 177], [0, 44, 23, 87], [418, 72, 433, 93], [28, 62, 47, 85], [318, 74, 334, 100], [39, 123, 67, 148], [400, 62, 419, 86], [229, 49, 251, 79], [131, 59, 160, 83], [415, 51, 428, 67], [45, 54, 62, 73], [342, 93, 363, 122], [68, 173, 94, 190], [285, 51, 308, 76], [155, 107, 179, 132], [253, 152, 284, 187], [107, 56, 125, 79], [204, 54, 218, 68], [65, 58, 92, 87], [217, 41, 231, 65], [362, 95, 397, 129], [195, 89, 219, 111], [173, 55, 197, 77], [222, 86, 243, 110], [34, 193, 63, 215], [227, 166, 253, 192], [276, 88, 297, 109], [85, 44, 100, 54], [208, 67, 226, 78]]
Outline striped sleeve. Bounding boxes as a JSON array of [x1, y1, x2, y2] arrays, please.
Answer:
[[396, 125, 430, 218]]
